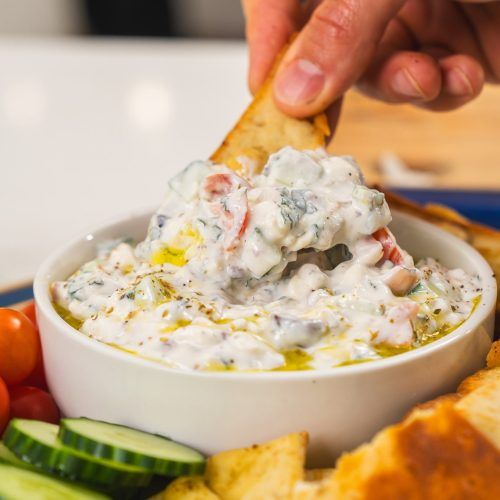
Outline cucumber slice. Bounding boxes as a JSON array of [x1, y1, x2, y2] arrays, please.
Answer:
[[59, 418, 205, 476], [0, 463, 108, 500], [3, 419, 152, 488], [0, 441, 33, 470], [1, 441, 139, 499]]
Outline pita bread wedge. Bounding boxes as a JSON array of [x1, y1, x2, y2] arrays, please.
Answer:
[[486, 341, 500, 368], [162, 476, 220, 499], [205, 432, 308, 500], [298, 342, 500, 499], [210, 45, 329, 176]]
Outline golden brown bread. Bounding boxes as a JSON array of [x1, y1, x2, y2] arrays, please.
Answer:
[[486, 339, 500, 368], [455, 373, 500, 452], [205, 432, 308, 500], [163, 433, 309, 499], [210, 44, 329, 176], [162, 476, 219, 500], [304, 469, 335, 482], [294, 341, 500, 499], [325, 400, 500, 500], [319, 366, 500, 499]]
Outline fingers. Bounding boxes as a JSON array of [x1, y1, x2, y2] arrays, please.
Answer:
[[359, 50, 484, 111], [419, 54, 484, 111], [244, 0, 491, 118], [359, 51, 442, 103], [243, 0, 302, 95], [272, 0, 406, 117], [357, 5, 486, 112]]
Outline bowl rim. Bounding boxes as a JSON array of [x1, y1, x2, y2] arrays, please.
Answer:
[[34, 207, 497, 381]]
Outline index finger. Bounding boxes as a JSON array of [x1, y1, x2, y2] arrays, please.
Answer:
[[272, 0, 405, 117], [243, 0, 302, 94]]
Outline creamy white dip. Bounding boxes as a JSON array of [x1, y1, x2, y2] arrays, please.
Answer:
[[52, 147, 481, 371]]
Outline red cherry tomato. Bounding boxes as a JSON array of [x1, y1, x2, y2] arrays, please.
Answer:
[[0, 309, 39, 385], [20, 302, 48, 390], [9, 386, 60, 424], [22, 350, 48, 391], [0, 378, 9, 434], [20, 301, 37, 326]]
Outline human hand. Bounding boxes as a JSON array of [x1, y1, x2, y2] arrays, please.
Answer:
[[244, 0, 500, 124]]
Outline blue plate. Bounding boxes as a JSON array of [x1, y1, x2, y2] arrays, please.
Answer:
[[0, 284, 34, 307], [393, 189, 500, 229]]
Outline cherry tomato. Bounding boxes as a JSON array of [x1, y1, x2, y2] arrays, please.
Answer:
[[0, 378, 10, 434], [9, 386, 60, 424], [20, 302, 48, 390], [22, 349, 48, 391], [0, 309, 39, 385], [20, 301, 37, 326]]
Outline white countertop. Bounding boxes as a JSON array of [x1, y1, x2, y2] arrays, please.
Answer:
[[0, 37, 249, 287]]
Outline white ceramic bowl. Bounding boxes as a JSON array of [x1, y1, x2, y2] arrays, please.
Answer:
[[34, 209, 497, 466]]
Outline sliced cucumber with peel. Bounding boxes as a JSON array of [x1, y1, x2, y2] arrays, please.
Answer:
[[3, 419, 152, 488], [59, 418, 206, 476], [0, 441, 33, 470], [0, 463, 108, 500]]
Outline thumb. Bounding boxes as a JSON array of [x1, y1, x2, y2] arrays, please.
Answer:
[[273, 0, 405, 117]]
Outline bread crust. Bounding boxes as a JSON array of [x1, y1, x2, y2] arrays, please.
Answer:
[[321, 344, 500, 499], [210, 42, 329, 176]]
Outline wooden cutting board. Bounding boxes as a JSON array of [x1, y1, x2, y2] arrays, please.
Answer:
[[331, 84, 500, 189]]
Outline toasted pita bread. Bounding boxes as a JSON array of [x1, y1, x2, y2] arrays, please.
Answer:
[[455, 371, 500, 452], [486, 341, 500, 368], [210, 45, 329, 176], [304, 469, 335, 482], [327, 398, 500, 499], [205, 432, 308, 500], [162, 476, 220, 499], [299, 342, 500, 500]]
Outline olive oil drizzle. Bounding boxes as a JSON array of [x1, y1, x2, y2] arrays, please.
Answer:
[[53, 296, 482, 372]]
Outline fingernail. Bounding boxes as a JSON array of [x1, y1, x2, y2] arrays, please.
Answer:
[[446, 67, 474, 96], [391, 69, 425, 99], [275, 59, 325, 106]]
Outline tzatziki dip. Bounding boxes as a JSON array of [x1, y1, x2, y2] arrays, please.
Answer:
[[52, 147, 481, 371]]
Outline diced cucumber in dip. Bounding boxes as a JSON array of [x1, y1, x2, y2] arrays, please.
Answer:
[[51, 147, 482, 371]]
